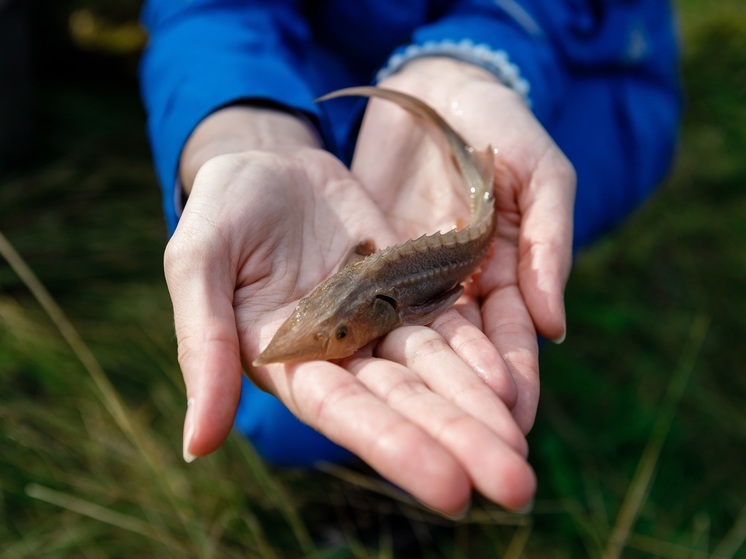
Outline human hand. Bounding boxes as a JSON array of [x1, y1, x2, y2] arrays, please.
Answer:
[[168, 104, 537, 516], [352, 57, 576, 437]]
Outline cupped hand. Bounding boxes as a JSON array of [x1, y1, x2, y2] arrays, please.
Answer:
[[351, 58, 576, 434], [167, 139, 536, 514]]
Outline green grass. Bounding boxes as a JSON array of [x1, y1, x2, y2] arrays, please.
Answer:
[[1, 1, 745, 557]]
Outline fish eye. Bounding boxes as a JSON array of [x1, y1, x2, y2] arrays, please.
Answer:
[[335, 325, 348, 340]]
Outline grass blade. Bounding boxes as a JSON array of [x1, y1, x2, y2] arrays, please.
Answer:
[[603, 314, 711, 559], [0, 229, 209, 555], [25, 483, 186, 553], [712, 505, 746, 559]]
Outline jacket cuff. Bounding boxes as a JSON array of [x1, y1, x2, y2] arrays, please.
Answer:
[[383, 7, 565, 126], [376, 39, 532, 107], [140, 8, 319, 232]]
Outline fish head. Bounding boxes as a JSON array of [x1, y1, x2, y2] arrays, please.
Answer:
[[253, 278, 401, 365]]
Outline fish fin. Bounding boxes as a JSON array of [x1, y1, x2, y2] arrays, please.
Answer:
[[317, 87, 443, 128], [340, 239, 376, 269], [472, 144, 496, 198], [400, 284, 464, 326], [317, 86, 470, 159]]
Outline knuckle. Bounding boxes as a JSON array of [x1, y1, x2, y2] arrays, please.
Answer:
[[410, 331, 451, 361], [433, 413, 475, 442], [311, 380, 363, 426], [556, 151, 577, 188], [163, 236, 188, 273], [163, 235, 203, 289], [383, 378, 425, 407]]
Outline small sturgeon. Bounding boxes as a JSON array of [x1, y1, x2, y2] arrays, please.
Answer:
[[253, 86, 496, 365]]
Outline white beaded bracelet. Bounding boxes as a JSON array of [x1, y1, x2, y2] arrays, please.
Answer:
[[375, 39, 532, 107]]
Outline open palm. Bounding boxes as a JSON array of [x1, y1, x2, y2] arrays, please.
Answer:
[[166, 144, 535, 515], [351, 60, 576, 434]]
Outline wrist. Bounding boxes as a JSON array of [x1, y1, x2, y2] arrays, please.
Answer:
[[380, 47, 528, 97], [377, 57, 524, 123], [179, 104, 321, 193]]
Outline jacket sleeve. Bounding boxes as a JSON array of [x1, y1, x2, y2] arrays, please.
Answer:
[[389, 0, 679, 122], [139, 0, 319, 233], [388, 0, 681, 246], [376, 0, 564, 125]]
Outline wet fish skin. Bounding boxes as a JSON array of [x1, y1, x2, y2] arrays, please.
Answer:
[[253, 86, 496, 366]]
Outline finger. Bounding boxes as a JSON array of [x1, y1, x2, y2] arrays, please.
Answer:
[[517, 149, 576, 342], [164, 228, 243, 460], [376, 322, 526, 457], [257, 359, 472, 516], [349, 357, 536, 511], [481, 284, 541, 434], [431, 306, 519, 412]]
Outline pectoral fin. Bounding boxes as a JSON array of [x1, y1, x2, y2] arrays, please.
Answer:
[[340, 239, 376, 269], [400, 284, 464, 326]]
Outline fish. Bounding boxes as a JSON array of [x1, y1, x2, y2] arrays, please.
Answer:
[[253, 86, 496, 366]]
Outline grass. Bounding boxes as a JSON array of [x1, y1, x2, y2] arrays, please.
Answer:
[[1, 1, 745, 557]]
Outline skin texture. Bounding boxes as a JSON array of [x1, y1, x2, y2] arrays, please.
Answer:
[[167, 58, 575, 515]]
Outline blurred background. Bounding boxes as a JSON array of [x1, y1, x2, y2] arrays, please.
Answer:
[[1, 1, 744, 557]]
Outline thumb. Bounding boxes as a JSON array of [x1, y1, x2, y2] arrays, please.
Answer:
[[164, 231, 243, 461]]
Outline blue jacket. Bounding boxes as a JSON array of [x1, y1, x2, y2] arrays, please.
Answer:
[[140, 0, 681, 249], [139, 0, 682, 467]]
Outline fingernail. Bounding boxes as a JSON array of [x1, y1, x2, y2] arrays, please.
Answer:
[[550, 318, 566, 345], [445, 501, 471, 521], [428, 500, 471, 521], [509, 499, 534, 515], [183, 398, 197, 463]]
